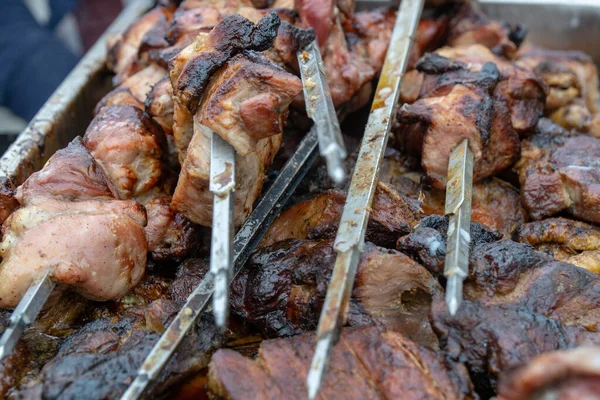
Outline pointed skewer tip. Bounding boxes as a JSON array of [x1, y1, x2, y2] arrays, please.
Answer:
[[0, 345, 6, 363], [445, 275, 463, 316]]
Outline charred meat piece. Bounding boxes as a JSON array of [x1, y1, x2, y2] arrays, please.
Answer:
[[208, 327, 475, 400], [16, 137, 116, 205], [515, 218, 600, 275], [447, 3, 526, 58], [261, 183, 422, 248], [515, 118, 600, 224], [84, 105, 164, 199], [0, 199, 147, 308], [15, 300, 223, 400], [497, 346, 600, 400], [396, 50, 545, 188], [231, 239, 442, 348]]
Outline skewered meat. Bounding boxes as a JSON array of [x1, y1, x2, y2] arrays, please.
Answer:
[[497, 346, 600, 400], [15, 300, 223, 400], [145, 76, 175, 135], [261, 183, 422, 248], [83, 105, 164, 199], [447, 3, 526, 58], [396, 49, 546, 188], [0, 199, 147, 308], [515, 218, 600, 274], [231, 239, 442, 347], [515, 118, 600, 224], [208, 327, 476, 400]]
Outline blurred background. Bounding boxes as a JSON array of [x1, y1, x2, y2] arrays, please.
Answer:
[[0, 0, 135, 153]]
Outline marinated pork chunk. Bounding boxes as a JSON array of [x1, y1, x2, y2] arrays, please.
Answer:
[[497, 346, 600, 400], [145, 76, 175, 136], [83, 105, 164, 199], [15, 300, 223, 400], [0, 199, 147, 308], [261, 183, 422, 248], [515, 218, 600, 274], [208, 327, 475, 400], [517, 47, 600, 135], [396, 50, 546, 188], [231, 239, 442, 347], [15, 138, 116, 204], [515, 118, 600, 224], [447, 3, 526, 58]]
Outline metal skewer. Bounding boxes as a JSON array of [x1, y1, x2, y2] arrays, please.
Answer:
[[306, 0, 424, 397], [120, 126, 320, 400], [443, 139, 474, 315], [209, 132, 236, 329], [0, 270, 55, 361], [298, 40, 347, 185]]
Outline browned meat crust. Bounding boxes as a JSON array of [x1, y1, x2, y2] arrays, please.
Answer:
[[208, 327, 476, 399]]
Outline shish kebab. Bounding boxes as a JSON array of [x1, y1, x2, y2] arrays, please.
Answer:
[[306, 0, 476, 396], [211, 37, 346, 329]]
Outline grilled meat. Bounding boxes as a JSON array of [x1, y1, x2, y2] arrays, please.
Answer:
[[145, 75, 175, 136], [515, 118, 600, 224], [497, 346, 600, 400], [84, 105, 164, 199], [515, 217, 600, 275], [396, 48, 546, 188], [208, 327, 475, 400], [261, 183, 422, 248], [231, 239, 442, 348]]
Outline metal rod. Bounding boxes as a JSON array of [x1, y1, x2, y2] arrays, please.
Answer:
[[209, 132, 236, 329], [306, 0, 424, 397], [443, 139, 474, 316], [120, 126, 319, 400], [0, 270, 56, 361], [298, 40, 347, 185]]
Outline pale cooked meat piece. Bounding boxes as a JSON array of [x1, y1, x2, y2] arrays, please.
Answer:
[[0, 199, 147, 308], [261, 183, 422, 248], [232, 239, 442, 348], [497, 346, 600, 400], [16, 137, 116, 205], [165, 5, 223, 46], [107, 6, 173, 83], [208, 327, 476, 400], [171, 121, 281, 227], [515, 118, 600, 224], [145, 75, 175, 135], [83, 105, 164, 199], [515, 218, 600, 275], [447, 3, 526, 58]]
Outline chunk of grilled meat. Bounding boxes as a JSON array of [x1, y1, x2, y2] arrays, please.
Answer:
[[261, 183, 422, 248], [497, 346, 600, 400], [0, 199, 147, 308], [396, 49, 546, 188], [515, 118, 600, 224], [208, 327, 476, 400], [231, 239, 442, 348], [16, 137, 116, 204], [447, 3, 526, 58], [15, 300, 223, 400], [515, 218, 600, 275], [145, 75, 175, 136], [83, 105, 164, 199], [517, 47, 600, 136]]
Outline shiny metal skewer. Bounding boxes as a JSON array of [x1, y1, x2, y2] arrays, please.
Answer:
[[443, 139, 474, 316], [0, 270, 55, 361], [209, 132, 236, 329], [120, 126, 319, 400], [298, 40, 347, 185], [306, 0, 424, 398]]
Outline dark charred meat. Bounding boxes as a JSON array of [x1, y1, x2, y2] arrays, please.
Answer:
[[207, 327, 476, 400], [396, 47, 546, 188], [261, 183, 422, 248], [497, 346, 600, 400], [231, 239, 442, 348], [515, 118, 600, 224], [515, 218, 600, 275]]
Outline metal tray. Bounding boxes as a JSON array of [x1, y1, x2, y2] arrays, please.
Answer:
[[1, 0, 599, 196]]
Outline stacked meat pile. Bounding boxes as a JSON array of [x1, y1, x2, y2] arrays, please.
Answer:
[[1, 1, 600, 399]]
